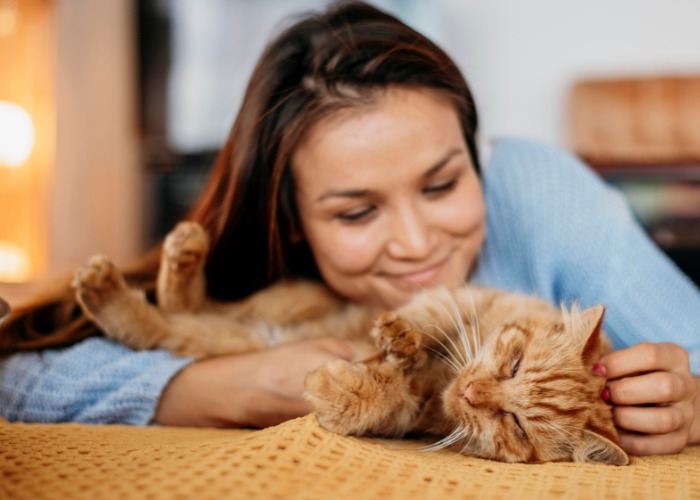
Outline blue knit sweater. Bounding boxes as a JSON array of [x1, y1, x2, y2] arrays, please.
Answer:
[[2, 137, 699, 424]]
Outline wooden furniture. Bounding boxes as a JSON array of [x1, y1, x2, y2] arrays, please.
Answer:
[[569, 76, 700, 285]]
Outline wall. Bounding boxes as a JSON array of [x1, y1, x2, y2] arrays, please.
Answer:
[[440, 0, 700, 146], [52, 0, 142, 275]]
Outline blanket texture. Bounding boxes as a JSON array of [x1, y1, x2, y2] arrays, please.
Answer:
[[2, 414, 700, 499]]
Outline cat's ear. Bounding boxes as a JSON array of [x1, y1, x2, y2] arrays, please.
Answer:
[[578, 305, 605, 365], [573, 429, 629, 466]]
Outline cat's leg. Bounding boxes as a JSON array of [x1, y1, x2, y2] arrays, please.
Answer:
[[157, 221, 209, 313], [304, 312, 429, 437], [73, 254, 177, 351]]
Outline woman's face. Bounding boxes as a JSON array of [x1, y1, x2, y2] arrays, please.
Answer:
[[291, 88, 485, 309]]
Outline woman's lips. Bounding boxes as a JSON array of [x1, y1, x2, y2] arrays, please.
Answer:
[[385, 259, 447, 286]]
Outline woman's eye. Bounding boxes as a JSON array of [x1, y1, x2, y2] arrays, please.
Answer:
[[512, 359, 520, 377], [423, 178, 457, 195], [337, 206, 375, 222]]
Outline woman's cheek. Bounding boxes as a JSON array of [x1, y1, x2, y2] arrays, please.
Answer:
[[449, 184, 485, 235], [432, 197, 481, 237], [312, 223, 382, 275]]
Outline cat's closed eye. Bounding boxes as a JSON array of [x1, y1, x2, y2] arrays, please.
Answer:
[[511, 358, 520, 377], [510, 413, 527, 439]]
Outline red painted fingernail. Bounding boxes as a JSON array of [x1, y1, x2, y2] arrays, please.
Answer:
[[601, 387, 611, 402], [593, 363, 607, 377]]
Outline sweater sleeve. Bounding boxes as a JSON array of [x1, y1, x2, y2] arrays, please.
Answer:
[[0, 337, 193, 424], [474, 137, 700, 373]]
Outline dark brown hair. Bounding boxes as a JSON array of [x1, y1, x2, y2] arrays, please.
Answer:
[[0, 0, 480, 354]]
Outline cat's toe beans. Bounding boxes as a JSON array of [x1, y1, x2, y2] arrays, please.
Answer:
[[73, 255, 124, 299], [164, 222, 209, 266], [389, 330, 420, 356]]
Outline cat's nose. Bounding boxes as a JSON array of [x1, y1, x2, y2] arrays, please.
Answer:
[[460, 382, 477, 407]]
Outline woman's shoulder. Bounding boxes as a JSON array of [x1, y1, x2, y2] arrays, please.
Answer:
[[483, 136, 603, 193], [472, 136, 634, 296], [480, 136, 630, 222]]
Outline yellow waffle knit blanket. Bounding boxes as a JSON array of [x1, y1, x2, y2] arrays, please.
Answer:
[[2, 414, 700, 499]]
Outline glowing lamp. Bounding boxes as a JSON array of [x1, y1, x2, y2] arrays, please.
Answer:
[[0, 239, 31, 282], [0, 101, 35, 168]]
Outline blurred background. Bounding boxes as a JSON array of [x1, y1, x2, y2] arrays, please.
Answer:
[[1, 0, 699, 303]]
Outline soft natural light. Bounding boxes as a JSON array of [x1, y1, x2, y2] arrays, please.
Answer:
[[0, 101, 35, 168], [0, 239, 31, 282]]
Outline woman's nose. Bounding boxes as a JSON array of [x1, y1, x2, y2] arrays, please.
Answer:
[[385, 206, 433, 260]]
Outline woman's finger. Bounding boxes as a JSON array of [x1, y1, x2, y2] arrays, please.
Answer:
[[617, 429, 688, 456], [600, 342, 689, 380], [607, 371, 692, 405], [612, 404, 690, 435]]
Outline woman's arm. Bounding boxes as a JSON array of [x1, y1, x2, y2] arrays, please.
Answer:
[[154, 338, 355, 427], [0, 337, 193, 424], [0, 335, 356, 427]]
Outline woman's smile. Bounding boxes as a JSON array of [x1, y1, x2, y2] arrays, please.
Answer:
[[381, 257, 449, 287]]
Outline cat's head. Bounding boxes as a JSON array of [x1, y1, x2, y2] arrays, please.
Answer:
[[442, 304, 629, 465]]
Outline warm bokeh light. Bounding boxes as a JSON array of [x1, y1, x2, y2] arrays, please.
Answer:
[[0, 239, 31, 282], [0, 101, 35, 168], [0, 0, 53, 283]]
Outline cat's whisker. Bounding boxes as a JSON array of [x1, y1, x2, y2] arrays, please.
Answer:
[[458, 431, 478, 456], [422, 344, 461, 374], [421, 425, 469, 452], [460, 286, 482, 358], [418, 327, 464, 373], [457, 300, 480, 364], [469, 295, 482, 357], [420, 291, 471, 367], [445, 258, 481, 356], [445, 293, 473, 364], [420, 325, 468, 371]]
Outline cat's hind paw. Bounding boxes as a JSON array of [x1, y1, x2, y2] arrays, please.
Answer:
[[163, 221, 209, 270], [304, 359, 418, 437], [371, 312, 427, 370], [304, 360, 370, 435], [72, 254, 128, 314]]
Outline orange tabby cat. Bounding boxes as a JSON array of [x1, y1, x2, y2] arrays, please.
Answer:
[[72, 221, 628, 465]]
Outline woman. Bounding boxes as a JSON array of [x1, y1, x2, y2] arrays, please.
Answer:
[[1, 1, 699, 456]]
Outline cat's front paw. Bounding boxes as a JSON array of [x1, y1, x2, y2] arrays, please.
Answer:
[[163, 221, 209, 270], [72, 254, 127, 313], [371, 312, 426, 370]]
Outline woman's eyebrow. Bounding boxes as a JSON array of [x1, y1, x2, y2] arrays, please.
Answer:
[[317, 147, 464, 202], [423, 147, 463, 178], [317, 188, 370, 202]]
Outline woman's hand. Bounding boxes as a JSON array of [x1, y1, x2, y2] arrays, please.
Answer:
[[153, 338, 357, 428], [599, 342, 700, 455]]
